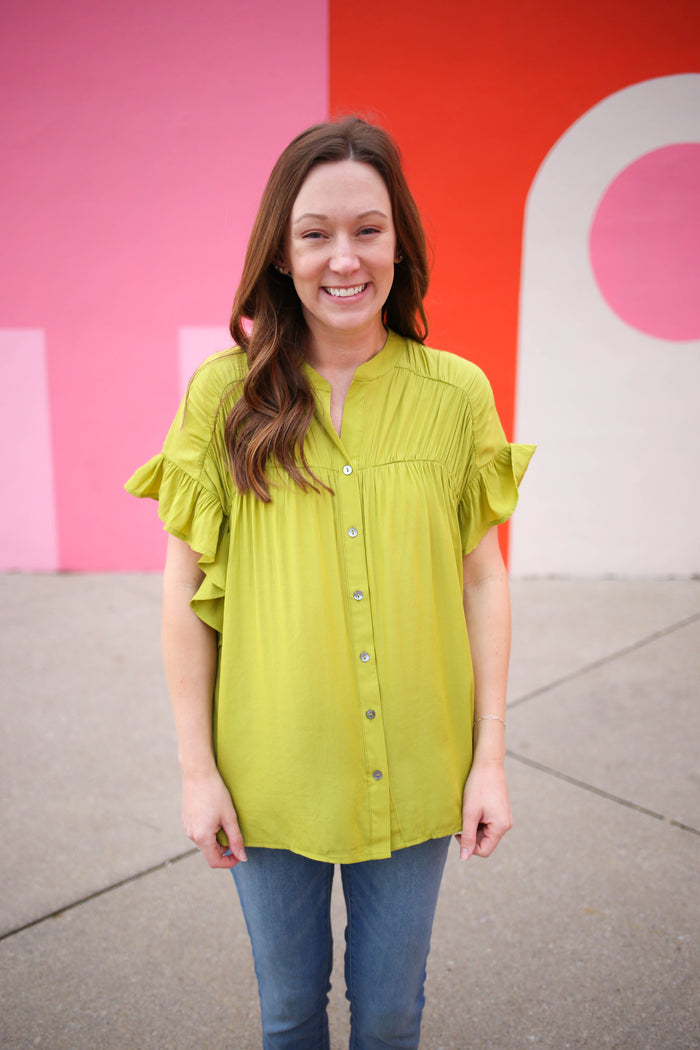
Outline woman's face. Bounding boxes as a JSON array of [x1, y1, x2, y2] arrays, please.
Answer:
[[283, 159, 397, 351]]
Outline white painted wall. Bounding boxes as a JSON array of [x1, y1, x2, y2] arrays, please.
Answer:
[[510, 75, 700, 577]]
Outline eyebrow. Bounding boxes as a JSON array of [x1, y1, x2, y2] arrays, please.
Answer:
[[292, 209, 389, 225]]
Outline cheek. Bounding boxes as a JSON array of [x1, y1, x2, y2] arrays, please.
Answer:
[[289, 249, 319, 278], [290, 264, 319, 303], [290, 264, 316, 295], [381, 254, 398, 285]]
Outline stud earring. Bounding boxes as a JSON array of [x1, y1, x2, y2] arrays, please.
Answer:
[[395, 253, 403, 264], [274, 263, 289, 275]]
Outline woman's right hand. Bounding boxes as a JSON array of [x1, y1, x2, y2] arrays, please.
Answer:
[[181, 768, 247, 868], [162, 535, 247, 870]]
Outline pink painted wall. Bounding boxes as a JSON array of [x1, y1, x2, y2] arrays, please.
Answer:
[[0, 0, 328, 570]]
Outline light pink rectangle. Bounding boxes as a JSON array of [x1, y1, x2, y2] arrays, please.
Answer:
[[0, 330, 59, 570], [178, 327, 233, 398]]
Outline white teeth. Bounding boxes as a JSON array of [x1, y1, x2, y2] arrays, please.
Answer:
[[326, 284, 366, 297]]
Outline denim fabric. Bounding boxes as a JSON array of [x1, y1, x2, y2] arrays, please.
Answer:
[[231, 837, 451, 1050]]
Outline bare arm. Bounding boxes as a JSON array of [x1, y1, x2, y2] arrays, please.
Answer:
[[456, 527, 513, 860], [162, 534, 246, 867]]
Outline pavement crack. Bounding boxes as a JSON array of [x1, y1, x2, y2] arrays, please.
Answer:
[[669, 820, 700, 837], [508, 610, 700, 710], [0, 847, 197, 943], [506, 749, 699, 834]]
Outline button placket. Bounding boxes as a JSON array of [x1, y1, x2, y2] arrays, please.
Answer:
[[336, 454, 391, 853]]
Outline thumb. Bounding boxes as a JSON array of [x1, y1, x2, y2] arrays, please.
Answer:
[[222, 817, 247, 864], [457, 807, 481, 861]]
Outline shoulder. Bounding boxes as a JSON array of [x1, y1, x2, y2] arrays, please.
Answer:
[[188, 347, 248, 400], [182, 347, 247, 427], [397, 338, 492, 400], [161, 348, 246, 466]]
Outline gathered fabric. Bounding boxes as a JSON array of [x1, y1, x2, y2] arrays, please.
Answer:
[[125, 330, 535, 863]]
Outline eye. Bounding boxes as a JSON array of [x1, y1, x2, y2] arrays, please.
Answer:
[[358, 226, 381, 236], [301, 230, 325, 240]]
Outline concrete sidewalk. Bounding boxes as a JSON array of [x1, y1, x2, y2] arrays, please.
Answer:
[[1, 576, 698, 1049]]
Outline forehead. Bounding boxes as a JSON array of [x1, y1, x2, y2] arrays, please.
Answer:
[[291, 160, 391, 217]]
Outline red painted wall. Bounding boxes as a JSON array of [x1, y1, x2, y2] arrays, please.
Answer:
[[330, 0, 700, 433]]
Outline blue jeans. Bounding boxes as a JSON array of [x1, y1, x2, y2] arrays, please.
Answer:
[[231, 836, 451, 1050]]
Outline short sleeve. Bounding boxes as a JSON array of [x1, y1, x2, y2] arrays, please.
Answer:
[[458, 368, 535, 556], [125, 355, 240, 632]]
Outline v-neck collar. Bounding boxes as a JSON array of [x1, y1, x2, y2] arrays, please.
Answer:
[[301, 330, 405, 391]]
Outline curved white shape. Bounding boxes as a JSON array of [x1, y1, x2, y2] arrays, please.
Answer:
[[511, 74, 700, 577]]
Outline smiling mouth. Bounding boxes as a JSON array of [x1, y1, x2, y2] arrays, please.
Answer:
[[324, 284, 367, 298]]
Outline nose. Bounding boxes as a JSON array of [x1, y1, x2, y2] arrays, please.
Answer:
[[329, 235, 360, 274]]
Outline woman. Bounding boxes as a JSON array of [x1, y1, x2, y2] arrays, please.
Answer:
[[126, 116, 534, 1050]]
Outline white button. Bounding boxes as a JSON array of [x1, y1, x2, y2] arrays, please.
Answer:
[[372, 770, 383, 780], [353, 590, 364, 601], [366, 709, 376, 720], [343, 465, 353, 475], [348, 527, 358, 538], [360, 651, 370, 663]]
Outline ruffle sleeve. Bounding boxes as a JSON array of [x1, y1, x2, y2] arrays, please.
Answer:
[[125, 351, 242, 633], [458, 365, 535, 555], [458, 442, 536, 555], [125, 453, 228, 633]]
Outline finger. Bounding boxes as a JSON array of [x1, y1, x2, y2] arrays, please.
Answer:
[[472, 824, 497, 858], [457, 809, 481, 861], [221, 818, 247, 865], [455, 834, 473, 862], [197, 835, 235, 869], [195, 835, 243, 869], [472, 816, 512, 858]]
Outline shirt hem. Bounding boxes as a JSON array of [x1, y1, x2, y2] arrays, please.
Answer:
[[235, 823, 462, 865]]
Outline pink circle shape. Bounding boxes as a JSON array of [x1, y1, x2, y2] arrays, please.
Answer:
[[589, 143, 700, 342]]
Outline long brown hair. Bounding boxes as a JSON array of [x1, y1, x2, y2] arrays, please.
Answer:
[[226, 116, 430, 501]]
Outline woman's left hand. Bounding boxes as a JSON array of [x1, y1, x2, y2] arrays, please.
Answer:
[[455, 760, 512, 861]]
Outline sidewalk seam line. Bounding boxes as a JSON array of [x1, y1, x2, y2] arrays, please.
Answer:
[[0, 847, 197, 943], [506, 749, 700, 834], [5, 613, 698, 941], [507, 610, 700, 710]]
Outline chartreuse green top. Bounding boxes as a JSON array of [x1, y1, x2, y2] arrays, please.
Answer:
[[126, 331, 534, 863]]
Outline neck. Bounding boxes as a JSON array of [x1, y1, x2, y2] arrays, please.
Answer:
[[304, 322, 388, 376]]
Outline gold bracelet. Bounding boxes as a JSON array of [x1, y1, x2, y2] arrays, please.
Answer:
[[473, 715, 506, 728]]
